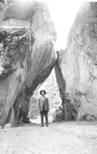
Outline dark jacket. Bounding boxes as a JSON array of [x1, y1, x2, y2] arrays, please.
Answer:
[[39, 96, 49, 112]]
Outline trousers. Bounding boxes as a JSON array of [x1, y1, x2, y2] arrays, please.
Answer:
[[40, 110, 48, 126]]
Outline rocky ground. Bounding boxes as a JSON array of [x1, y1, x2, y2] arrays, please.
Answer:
[[0, 121, 97, 154]]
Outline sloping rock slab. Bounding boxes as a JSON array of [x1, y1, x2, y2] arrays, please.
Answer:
[[60, 2, 97, 120]]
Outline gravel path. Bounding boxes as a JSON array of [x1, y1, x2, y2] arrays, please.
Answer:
[[0, 121, 97, 154]]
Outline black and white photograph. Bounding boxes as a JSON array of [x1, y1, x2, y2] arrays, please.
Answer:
[[0, 0, 97, 153]]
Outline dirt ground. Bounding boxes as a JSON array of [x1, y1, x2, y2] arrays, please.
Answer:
[[0, 121, 97, 154]]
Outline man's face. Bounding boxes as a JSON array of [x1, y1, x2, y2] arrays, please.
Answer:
[[41, 91, 45, 96]]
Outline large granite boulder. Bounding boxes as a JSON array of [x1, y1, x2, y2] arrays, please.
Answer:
[[0, 1, 57, 126], [59, 2, 97, 120]]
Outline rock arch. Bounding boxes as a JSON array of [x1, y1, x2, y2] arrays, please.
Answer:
[[1, 1, 97, 127]]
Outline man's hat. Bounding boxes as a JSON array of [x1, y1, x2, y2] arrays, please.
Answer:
[[40, 90, 46, 95]]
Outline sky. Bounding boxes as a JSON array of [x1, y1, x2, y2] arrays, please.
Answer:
[[44, 0, 83, 50]]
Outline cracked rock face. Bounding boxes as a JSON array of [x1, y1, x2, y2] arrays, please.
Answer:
[[60, 2, 97, 120], [0, 1, 57, 126]]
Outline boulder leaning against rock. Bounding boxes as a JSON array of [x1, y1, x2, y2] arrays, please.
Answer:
[[0, 0, 57, 127]]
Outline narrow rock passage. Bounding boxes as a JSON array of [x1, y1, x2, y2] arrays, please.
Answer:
[[0, 122, 97, 154]]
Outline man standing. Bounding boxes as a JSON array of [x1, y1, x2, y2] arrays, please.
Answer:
[[39, 90, 49, 127]]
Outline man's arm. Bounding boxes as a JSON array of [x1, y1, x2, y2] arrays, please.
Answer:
[[38, 98, 40, 112], [46, 97, 50, 111]]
